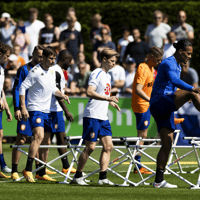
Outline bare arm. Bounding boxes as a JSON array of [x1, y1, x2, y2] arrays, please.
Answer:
[[25, 33, 30, 46], [135, 83, 150, 102], [87, 85, 119, 103], [58, 99, 73, 122], [3, 91, 12, 121], [114, 80, 125, 88], [79, 43, 84, 52], [144, 36, 149, 44], [20, 94, 29, 122], [92, 51, 101, 68], [70, 81, 78, 95]]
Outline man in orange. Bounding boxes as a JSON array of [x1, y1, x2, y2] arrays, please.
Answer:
[[131, 46, 163, 174]]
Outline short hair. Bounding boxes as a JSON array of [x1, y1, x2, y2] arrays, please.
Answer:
[[0, 42, 12, 54], [33, 45, 44, 54], [153, 10, 163, 17], [132, 27, 140, 32], [43, 46, 57, 57], [66, 15, 77, 22], [173, 39, 192, 51], [92, 13, 102, 21], [44, 13, 53, 20], [100, 48, 119, 61], [122, 26, 130, 33], [149, 46, 163, 57], [67, 7, 76, 13], [57, 49, 72, 62], [29, 7, 38, 15], [100, 27, 109, 35]]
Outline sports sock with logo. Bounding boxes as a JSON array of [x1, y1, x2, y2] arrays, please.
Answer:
[[61, 156, 70, 169], [25, 157, 34, 172], [155, 168, 164, 183], [0, 154, 6, 169]]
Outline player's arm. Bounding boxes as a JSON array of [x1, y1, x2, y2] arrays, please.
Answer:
[[58, 99, 73, 122], [109, 101, 121, 111], [87, 85, 119, 103], [0, 90, 4, 112], [135, 83, 150, 102], [2, 90, 12, 122]]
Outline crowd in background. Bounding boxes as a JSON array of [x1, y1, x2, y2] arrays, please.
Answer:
[[0, 7, 198, 97]]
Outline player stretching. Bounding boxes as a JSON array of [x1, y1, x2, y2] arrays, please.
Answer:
[[150, 39, 200, 188], [19, 47, 70, 182], [73, 48, 121, 185], [0, 42, 12, 178], [132, 46, 163, 174], [11, 45, 44, 181], [50, 50, 75, 174]]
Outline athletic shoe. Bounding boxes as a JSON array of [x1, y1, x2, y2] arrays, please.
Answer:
[[98, 178, 115, 186], [46, 168, 57, 175], [134, 167, 153, 174], [2, 166, 12, 173], [62, 167, 76, 174], [11, 172, 21, 181], [174, 117, 185, 125], [153, 180, 177, 188], [22, 169, 35, 183], [0, 172, 11, 178], [71, 176, 88, 186], [35, 174, 56, 182]]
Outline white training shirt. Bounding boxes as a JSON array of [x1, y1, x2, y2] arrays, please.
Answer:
[[50, 64, 66, 112], [0, 66, 5, 98], [83, 68, 111, 120], [19, 64, 58, 113]]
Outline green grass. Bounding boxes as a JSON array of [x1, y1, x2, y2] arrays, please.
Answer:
[[1, 144, 200, 200]]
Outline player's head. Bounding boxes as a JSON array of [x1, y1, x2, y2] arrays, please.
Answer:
[[173, 39, 192, 64], [0, 42, 12, 65], [32, 45, 44, 64], [57, 49, 72, 70], [147, 46, 163, 67], [42, 46, 57, 67], [101, 48, 119, 72]]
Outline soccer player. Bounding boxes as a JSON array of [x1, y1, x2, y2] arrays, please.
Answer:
[[0, 42, 13, 178], [150, 39, 200, 188], [11, 45, 44, 181], [73, 48, 121, 185], [131, 46, 163, 174], [50, 49, 75, 174], [19, 46, 70, 182]]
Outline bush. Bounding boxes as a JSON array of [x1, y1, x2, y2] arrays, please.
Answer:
[[1, 1, 200, 73]]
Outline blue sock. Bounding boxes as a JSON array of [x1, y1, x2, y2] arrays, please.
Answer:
[[135, 155, 141, 169], [0, 154, 6, 169]]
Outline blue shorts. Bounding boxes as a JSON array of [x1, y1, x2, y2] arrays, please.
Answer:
[[82, 117, 112, 142], [17, 118, 33, 136], [50, 111, 65, 133], [29, 111, 52, 133], [150, 96, 177, 132], [134, 108, 151, 130], [0, 112, 2, 129]]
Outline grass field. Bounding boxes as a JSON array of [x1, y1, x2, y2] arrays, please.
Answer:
[[1, 143, 200, 200]]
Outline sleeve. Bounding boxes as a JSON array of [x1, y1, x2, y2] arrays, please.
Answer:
[[78, 32, 83, 45], [124, 43, 130, 58], [135, 65, 148, 86], [88, 71, 100, 88], [111, 42, 116, 50], [187, 24, 194, 32], [119, 67, 126, 81], [72, 73, 78, 83], [165, 62, 194, 91], [59, 31, 65, 42], [145, 25, 150, 37], [19, 69, 37, 95], [190, 68, 199, 84], [13, 66, 25, 111], [93, 41, 99, 52]]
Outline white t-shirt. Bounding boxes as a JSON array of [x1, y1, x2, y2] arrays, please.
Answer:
[[59, 21, 81, 32], [19, 64, 58, 113], [145, 22, 171, 48], [0, 66, 4, 97], [50, 64, 66, 112], [122, 70, 136, 97], [83, 68, 111, 120], [162, 43, 176, 60], [108, 64, 125, 94], [24, 20, 45, 56]]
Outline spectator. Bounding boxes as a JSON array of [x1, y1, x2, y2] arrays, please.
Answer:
[[0, 12, 16, 47], [90, 13, 111, 46], [117, 26, 134, 65], [70, 62, 91, 97], [123, 27, 149, 68], [180, 62, 199, 88], [92, 27, 116, 69], [59, 7, 81, 32], [38, 13, 60, 49], [24, 8, 45, 58], [76, 51, 90, 71], [108, 63, 125, 97], [162, 32, 177, 60], [13, 44, 26, 66], [171, 10, 194, 43], [3, 77, 12, 95], [59, 15, 84, 62], [122, 57, 136, 97], [11, 19, 30, 63], [144, 10, 171, 48], [163, 13, 169, 24]]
